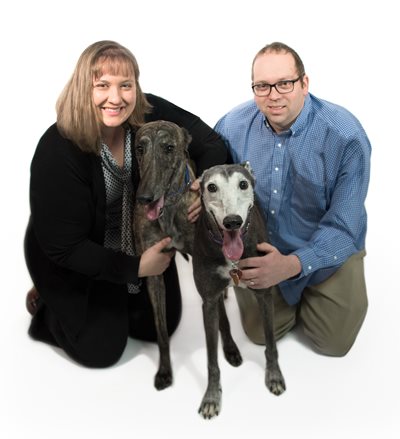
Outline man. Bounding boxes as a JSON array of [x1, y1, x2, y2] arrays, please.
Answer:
[[214, 42, 371, 356]]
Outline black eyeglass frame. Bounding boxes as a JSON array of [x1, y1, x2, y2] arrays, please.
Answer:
[[251, 75, 304, 97]]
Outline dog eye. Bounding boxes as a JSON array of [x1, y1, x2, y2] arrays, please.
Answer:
[[136, 144, 144, 155], [136, 140, 147, 154], [207, 183, 217, 193], [163, 144, 175, 153], [239, 180, 249, 190]]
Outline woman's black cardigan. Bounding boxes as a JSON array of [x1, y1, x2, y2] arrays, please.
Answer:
[[25, 94, 229, 339]]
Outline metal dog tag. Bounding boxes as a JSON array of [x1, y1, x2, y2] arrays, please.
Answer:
[[229, 268, 242, 286]]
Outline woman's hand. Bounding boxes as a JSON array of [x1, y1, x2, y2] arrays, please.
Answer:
[[138, 237, 175, 277], [188, 178, 201, 223]]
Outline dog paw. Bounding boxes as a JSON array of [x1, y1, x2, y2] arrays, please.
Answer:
[[154, 370, 173, 390], [198, 387, 222, 419], [198, 399, 221, 419], [223, 344, 243, 367], [265, 368, 286, 396]]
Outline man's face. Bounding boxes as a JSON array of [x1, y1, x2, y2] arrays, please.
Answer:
[[252, 52, 309, 133]]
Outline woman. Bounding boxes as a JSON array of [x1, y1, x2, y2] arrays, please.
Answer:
[[25, 40, 229, 367]]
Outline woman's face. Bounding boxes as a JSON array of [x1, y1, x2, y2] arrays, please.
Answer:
[[92, 70, 137, 129]]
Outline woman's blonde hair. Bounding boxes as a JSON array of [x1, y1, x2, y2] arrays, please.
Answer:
[[56, 40, 152, 153]]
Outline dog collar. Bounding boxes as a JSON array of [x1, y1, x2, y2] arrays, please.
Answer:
[[164, 164, 192, 206]]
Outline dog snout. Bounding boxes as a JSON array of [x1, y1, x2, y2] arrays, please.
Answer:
[[223, 215, 243, 230]]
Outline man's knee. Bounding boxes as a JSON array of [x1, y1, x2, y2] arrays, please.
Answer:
[[300, 253, 368, 357], [303, 300, 368, 357], [233, 286, 296, 345], [307, 332, 354, 357]]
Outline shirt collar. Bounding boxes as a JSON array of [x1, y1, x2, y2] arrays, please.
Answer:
[[290, 93, 311, 136]]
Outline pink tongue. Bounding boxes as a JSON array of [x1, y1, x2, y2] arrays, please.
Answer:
[[145, 196, 164, 221], [222, 230, 243, 260]]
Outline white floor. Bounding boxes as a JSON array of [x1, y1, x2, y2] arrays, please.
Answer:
[[2, 1, 399, 437], [2, 250, 399, 439]]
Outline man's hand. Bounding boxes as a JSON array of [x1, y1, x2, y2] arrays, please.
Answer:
[[238, 242, 301, 289]]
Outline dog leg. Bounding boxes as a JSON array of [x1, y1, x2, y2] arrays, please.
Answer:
[[218, 295, 242, 367], [146, 275, 173, 390], [198, 297, 222, 419], [254, 290, 286, 396]]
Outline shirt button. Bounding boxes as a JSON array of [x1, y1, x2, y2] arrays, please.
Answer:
[[277, 143, 282, 148], [308, 265, 312, 271], [333, 255, 337, 260], [274, 167, 279, 171], [273, 189, 278, 194], [270, 210, 275, 214]]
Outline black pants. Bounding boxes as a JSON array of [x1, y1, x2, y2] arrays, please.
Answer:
[[28, 261, 182, 368]]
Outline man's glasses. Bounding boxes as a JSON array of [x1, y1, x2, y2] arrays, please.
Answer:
[[251, 76, 303, 97]]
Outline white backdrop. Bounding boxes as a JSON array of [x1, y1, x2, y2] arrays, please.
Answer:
[[1, 1, 399, 438]]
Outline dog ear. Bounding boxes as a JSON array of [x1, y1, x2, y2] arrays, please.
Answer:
[[180, 127, 192, 150], [198, 171, 205, 195], [241, 161, 254, 175], [240, 161, 256, 186]]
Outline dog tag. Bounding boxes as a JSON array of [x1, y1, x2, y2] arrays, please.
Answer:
[[229, 268, 242, 286]]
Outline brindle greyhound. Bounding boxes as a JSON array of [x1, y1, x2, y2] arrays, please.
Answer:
[[134, 120, 197, 390], [193, 163, 286, 419]]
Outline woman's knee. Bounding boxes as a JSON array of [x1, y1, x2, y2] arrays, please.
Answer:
[[50, 316, 128, 368], [63, 334, 127, 368], [75, 347, 125, 368]]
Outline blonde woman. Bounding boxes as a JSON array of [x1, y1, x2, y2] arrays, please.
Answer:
[[25, 40, 228, 367]]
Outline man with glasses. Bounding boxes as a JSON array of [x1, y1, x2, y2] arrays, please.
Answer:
[[214, 42, 371, 356]]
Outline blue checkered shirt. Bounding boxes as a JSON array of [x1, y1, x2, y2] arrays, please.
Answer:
[[214, 93, 371, 305]]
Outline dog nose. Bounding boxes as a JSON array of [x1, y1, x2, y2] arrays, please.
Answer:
[[223, 215, 243, 230]]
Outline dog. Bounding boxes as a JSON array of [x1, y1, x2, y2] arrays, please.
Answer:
[[192, 162, 286, 419], [134, 120, 197, 390]]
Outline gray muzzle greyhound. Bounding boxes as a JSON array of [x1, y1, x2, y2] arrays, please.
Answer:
[[193, 163, 286, 419]]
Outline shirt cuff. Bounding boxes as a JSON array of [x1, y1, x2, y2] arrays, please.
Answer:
[[292, 246, 349, 279]]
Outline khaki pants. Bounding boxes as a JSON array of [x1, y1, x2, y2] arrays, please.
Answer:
[[234, 250, 368, 357]]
